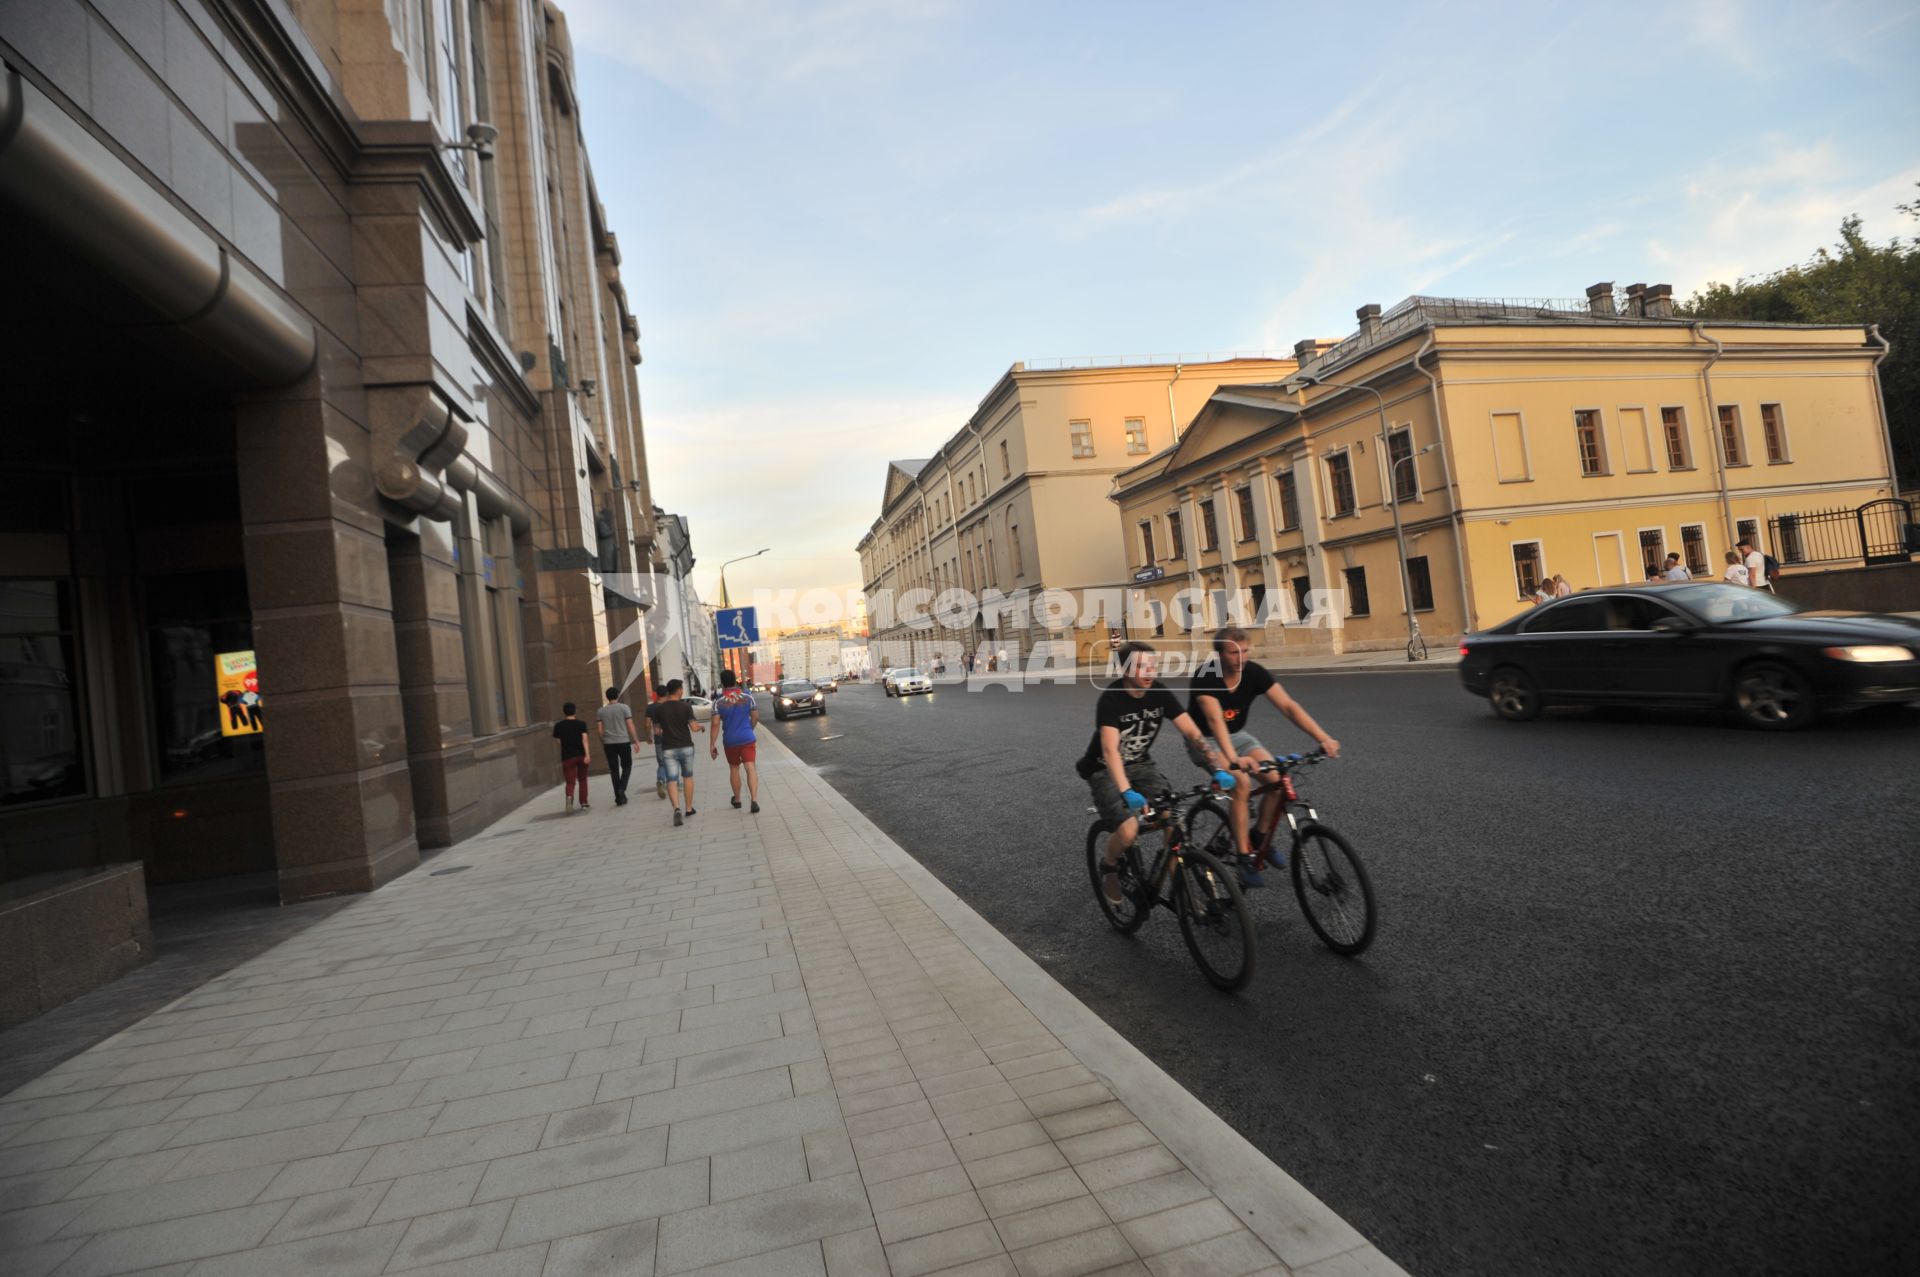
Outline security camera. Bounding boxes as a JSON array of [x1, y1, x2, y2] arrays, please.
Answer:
[[579, 378, 597, 397]]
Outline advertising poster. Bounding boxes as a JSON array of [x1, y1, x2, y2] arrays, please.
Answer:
[[215, 649, 265, 737]]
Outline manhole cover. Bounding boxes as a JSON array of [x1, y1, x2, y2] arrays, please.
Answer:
[[430, 865, 472, 876]]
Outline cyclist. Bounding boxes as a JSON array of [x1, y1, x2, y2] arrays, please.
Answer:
[[1188, 625, 1341, 883], [1078, 640, 1230, 905]]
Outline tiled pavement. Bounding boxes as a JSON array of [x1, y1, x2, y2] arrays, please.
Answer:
[[0, 738, 1407, 1276]]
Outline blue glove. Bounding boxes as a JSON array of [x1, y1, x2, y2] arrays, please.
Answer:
[[1122, 790, 1146, 812], [1212, 770, 1237, 791]]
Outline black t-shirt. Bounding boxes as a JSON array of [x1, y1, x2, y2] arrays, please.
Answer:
[[652, 700, 696, 750], [1187, 661, 1276, 734], [1078, 682, 1185, 777], [552, 718, 589, 760]]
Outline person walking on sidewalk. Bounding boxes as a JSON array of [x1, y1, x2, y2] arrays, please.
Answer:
[[1078, 641, 1226, 907], [652, 679, 702, 826], [1663, 553, 1692, 581], [552, 702, 591, 812], [644, 683, 672, 800], [595, 686, 635, 806], [1722, 549, 1751, 585], [710, 668, 762, 814], [1738, 536, 1775, 592]]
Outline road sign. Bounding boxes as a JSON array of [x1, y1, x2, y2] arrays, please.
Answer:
[[1132, 565, 1166, 583], [715, 607, 759, 649]]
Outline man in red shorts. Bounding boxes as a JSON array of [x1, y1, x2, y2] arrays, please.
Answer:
[[709, 669, 762, 813]]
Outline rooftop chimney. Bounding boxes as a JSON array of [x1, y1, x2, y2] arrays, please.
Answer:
[[1293, 338, 1320, 363], [1643, 284, 1674, 320], [1356, 303, 1383, 341], [1623, 283, 1647, 318], [1585, 282, 1616, 318]]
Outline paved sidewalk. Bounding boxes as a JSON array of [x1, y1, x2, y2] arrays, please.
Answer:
[[0, 737, 1406, 1277]]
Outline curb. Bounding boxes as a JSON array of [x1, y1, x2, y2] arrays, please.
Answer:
[[758, 733, 1412, 1276]]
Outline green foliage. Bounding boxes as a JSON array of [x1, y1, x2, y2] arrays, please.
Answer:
[[1677, 188, 1920, 486]]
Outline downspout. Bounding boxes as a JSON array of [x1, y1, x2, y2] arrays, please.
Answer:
[[1692, 321, 1735, 541], [1167, 363, 1185, 442], [1412, 330, 1479, 635], [1866, 324, 1900, 492]]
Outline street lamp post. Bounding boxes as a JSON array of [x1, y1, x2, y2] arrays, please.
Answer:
[[716, 548, 770, 682], [1285, 374, 1436, 660]]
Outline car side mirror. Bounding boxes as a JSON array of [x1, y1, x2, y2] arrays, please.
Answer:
[[1651, 615, 1694, 633]]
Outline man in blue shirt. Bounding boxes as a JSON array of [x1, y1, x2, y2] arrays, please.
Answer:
[[710, 669, 762, 813]]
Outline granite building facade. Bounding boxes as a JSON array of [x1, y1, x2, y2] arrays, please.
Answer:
[[0, 0, 662, 904]]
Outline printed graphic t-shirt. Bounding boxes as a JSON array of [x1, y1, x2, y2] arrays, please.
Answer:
[[652, 700, 696, 750], [596, 702, 634, 744], [1078, 682, 1184, 776], [552, 718, 589, 760], [1187, 661, 1277, 734], [713, 688, 757, 746]]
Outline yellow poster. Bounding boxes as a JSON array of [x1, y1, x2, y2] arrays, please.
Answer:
[[215, 649, 264, 737]]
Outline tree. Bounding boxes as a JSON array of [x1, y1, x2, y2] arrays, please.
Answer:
[[1678, 188, 1920, 488]]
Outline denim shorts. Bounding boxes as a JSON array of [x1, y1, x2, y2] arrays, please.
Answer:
[[660, 747, 694, 780], [1185, 731, 1263, 770]]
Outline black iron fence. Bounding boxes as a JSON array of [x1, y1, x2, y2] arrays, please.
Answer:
[[1769, 498, 1917, 568]]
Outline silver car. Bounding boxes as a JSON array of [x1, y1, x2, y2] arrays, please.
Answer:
[[883, 667, 933, 696]]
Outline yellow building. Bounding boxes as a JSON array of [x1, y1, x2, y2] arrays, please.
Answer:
[[858, 357, 1293, 667], [1112, 287, 1900, 656]]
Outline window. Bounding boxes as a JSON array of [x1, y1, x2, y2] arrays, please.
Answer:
[[1761, 403, 1789, 463], [967, 475, 976, 505], [1070, 420, 1095, 458], [1777, 513, 1806, 564], [1199, 500, 1219, 551], [1, 580, 86, 805], [1574, 409, 1608, 476], [1325, 452, 1357, 517], [1248, 582, 1267, 622], [1009, 515, 1024, 576], [1125, 418, 1148, 455], [999, 440, 1011, 477], [1661, 407, 1692, 469], [1342, 566, 1370, 617], [1167, 511, 1185, 559], [1235, 486, 1256, 541], [1276, 470, 1299, 530], [1139, 521, 1156, 566], [145, 569, 266, 786], [1716, 405, 1747, 465], [1512, 542, 1544, 599], [1638, 529, 1666, 579], [1290, 575, 1311, 622], [1736, 518, 1760, 551], [1406, 556, 1434, 612], [1523, 598, 1609, 633], [1681, 524, 1709, 577], [1387, 428, 1419, 502]]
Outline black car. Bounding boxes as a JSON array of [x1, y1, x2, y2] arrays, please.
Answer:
[[772, 679, 826, 721], [1459, 583, 1920, 730]]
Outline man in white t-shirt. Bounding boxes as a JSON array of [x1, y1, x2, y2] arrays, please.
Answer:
[[1663, 553, 1691, 581], [1737, 537, 1770, 591]]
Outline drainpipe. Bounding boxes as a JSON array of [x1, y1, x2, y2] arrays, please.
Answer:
[[1691, 322, 1735, 541], [1866, 324, 1900, 493], [1411, 331, 1479, 635], [1167, 364, 1185, 442]]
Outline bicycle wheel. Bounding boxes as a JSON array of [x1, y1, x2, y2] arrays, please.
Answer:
[[1184, 799, 1235, 861], [1408, 632, 1428, 662], [1173, 848, 1256, 991], [1086, 822, 1150, 935], [1290, 823, 1375, 955]]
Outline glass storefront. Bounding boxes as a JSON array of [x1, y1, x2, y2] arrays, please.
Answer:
[[0, 579, 85, 806]]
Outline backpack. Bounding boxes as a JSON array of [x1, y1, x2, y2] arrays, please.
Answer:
[[1762, 553, 1781, 584]]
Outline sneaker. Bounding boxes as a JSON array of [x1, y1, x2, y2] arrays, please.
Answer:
[[565, 795, 574, 813], [656, 783, 667, 800], [685, 808, 696, 818], [580, 802, 590, 811], [749, 801, 760, 814], [731, 797, 741, 809], [672, 810, 683, 827], [1236, 860, 1265, 890]]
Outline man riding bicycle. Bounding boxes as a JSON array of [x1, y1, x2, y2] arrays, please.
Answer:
[[1188, 625, 1340, 883], [1078, 641, 1229, 905]]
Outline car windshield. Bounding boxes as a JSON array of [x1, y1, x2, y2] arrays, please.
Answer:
[[1663, 584, 1803, 624], [894, 669, 920, 678], [779, 682, 814, 693]]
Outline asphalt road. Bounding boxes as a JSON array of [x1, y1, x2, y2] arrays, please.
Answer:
[[762, 673, 1920, 1277]]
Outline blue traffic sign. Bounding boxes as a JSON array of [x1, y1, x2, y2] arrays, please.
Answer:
[[715, 607, 759, 649]]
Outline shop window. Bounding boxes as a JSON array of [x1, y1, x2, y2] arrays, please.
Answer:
[[0, 580, 85, 805], [145, 569, 265, 786]]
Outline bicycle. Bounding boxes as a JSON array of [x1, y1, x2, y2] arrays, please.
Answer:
[[1406, 619, 1428, 662], [1085, 779, 1256, 991], [1184, 749, 1376, 955]]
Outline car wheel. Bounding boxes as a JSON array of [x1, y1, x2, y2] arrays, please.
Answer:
[[1731, 661, 1816, 730], [1488, 666, 1542, 722]]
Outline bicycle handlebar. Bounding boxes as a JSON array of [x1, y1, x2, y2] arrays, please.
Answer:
[[1241, 748, 1332, 774]]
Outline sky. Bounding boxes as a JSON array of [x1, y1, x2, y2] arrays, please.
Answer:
[[565, 0, 1920, 608]]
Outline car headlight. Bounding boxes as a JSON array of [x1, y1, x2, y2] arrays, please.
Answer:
[[780, 697, 793, 705], [1824, 645, 1914, 663]]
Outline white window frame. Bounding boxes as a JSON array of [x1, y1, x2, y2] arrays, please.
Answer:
[[1323, 447, 1358, 518], [1069, 420, 1095, 459], [1679, 522, 1710, 577], [1385, 425, 1421, 504], [1489, 409, 1534, 483], [1760, 402, 1791, 464], [1124, 417, 1148, 455], [1138, 519, 1156, 566], [1510, 539, 1545, 600], [1716, 404, 1749, 467], [1659, 405, 1694, 471], [1573, 407, 1610, 477], [1636, 525, 1668, 580]]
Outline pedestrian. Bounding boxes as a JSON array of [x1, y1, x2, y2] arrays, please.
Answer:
[[1663, 553, 1691, 582], [709, 668, 762, 814], [595, 686, 634, 806], [1722, 549, 1750, 585], [1551, 574, 1572, 599], [644, 684, 670, 800], [551, 702, 591, 812], [652, 679, 703, 826], [1531, 580, 1554, 606], [1736, 536, 1774, 592]]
